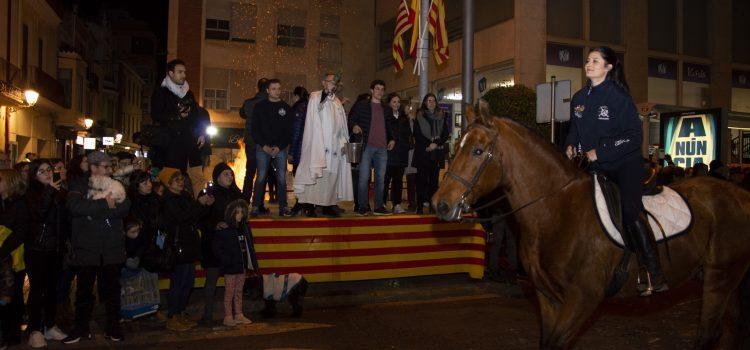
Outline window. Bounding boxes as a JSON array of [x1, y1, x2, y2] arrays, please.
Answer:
[[131, 37, 154, 55], [648, 0, 677, 53], [377, 17, 396, 70], [204, 89, 228, 110], [590, 0, 621, 44], [206, 18, 230, 40], [38, 39, 44, 69], [733, 0, 750, 63], [59, 68, 72, 108], [683, 0, 708, 57], [318, 38, 342, 63], [231, 3, 257, 43], [546, 0, 582, 39], [320, 14, 340, 39], [277, 9, 306, 48]]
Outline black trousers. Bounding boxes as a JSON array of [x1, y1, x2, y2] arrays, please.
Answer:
[[383, 166, 405, 206], [74, 264, 122, 333], [416, 162, 441, 206], [25, 250, 62, 332], [0, 270, 25, 343], [599, 156, 645, 225], [242, 140, 258, 202], [406, 173, 416, 207]]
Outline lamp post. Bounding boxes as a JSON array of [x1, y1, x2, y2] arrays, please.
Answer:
[[84, 118, 94, 129]]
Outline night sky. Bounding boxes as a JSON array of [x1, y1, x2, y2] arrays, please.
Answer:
[[62, 0, 168, 46]]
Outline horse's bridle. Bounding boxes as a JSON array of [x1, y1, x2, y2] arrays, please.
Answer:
[[443, 124, 501, 213]]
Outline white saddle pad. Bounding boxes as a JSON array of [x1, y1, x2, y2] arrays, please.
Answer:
[[594, 177, 692, 247]]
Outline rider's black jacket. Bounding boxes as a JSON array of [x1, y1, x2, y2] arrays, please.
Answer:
[[565, 79, 642, 165]]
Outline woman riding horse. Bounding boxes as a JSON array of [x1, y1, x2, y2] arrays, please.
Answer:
[[565, 46, 667, 296]]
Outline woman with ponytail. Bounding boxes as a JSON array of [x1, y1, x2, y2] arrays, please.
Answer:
[[564, 46, 668, 297]]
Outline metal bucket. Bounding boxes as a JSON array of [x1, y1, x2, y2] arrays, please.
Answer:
[[345, 142, 363, 163]]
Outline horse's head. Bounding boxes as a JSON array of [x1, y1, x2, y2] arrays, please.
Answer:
[[434, 100, 503, 221]]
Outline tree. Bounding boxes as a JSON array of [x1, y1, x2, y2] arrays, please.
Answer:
[[480, 85, 550, 138]]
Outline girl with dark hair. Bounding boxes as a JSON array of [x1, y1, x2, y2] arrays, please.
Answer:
[[383, 93, 412, 214], [24, 160, 69, 347], [413, 93, 449, 214], [66, 155, 88, 184], [564, 46, 667, 296], [128, 171, 160, 271]]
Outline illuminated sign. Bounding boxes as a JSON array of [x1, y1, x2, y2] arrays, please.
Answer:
[[661, 110, 721, 168], [102, 137, 115, 146], [83, 138, 97, 150]]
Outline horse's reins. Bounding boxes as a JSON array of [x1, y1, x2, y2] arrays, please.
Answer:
[[443, 124, 577, 224]]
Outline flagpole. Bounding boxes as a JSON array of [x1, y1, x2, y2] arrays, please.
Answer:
[[418, 0, 430, 100], [461, 0, 474, 131]]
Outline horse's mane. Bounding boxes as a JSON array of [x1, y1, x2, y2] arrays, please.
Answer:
[[479, 115, 584, 179]]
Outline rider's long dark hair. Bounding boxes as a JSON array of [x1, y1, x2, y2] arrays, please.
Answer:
[[589, 46, 629, 93]]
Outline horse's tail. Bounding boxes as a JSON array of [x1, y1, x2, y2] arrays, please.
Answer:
[[738, 268, 750, 347]]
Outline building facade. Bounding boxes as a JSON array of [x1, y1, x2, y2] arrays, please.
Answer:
[[376, 0, 750, 166]]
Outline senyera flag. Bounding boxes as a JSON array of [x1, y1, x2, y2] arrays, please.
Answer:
[[392, 0, 412, 72], [428, 0, 449, 65]]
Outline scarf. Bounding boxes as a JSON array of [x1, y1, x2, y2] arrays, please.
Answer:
[[161, 76, 190, 99], [417, 109, 444, 141]]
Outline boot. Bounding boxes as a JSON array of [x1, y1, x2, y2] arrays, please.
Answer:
[[629, 218, 669, 296]]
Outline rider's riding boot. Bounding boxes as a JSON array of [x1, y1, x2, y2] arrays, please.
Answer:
[[630, 218, 669, 296]]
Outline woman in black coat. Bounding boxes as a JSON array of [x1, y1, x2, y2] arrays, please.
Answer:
[[413, 93, 450, 214], [24, 160, 70, 346], [158, 169, 212, 327], [198, 162, 243, 324], [383, 93, 412, 214], [0, 169, 29, 346], [128, 171, 160, 271]]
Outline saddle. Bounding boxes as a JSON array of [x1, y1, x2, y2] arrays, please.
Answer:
[[593, 173, 693, 296]]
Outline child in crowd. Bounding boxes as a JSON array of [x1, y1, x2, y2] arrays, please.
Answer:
[[213, 199, 255, 327]]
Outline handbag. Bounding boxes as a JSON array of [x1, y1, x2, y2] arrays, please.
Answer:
[[142, 229, 177, 273]]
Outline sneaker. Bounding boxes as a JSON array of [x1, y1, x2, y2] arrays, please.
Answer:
[[44, 325, 67, 341], [250, 207, 260, 218], [178, 314, 198, 328], [105, 328, 124, 342], [166, 317, 191, 332], [373, 207, 391, 216], [28, 331, 47, 348], [62, 329, 92, 344], [222, 316, 236, 327], [356, 208, 369, 216], [234, 314, 253, 325], [393, 204, 406, 214], [279, 207, 293, 217]]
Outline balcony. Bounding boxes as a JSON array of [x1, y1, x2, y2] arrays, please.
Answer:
[[31, 67, 66, 107]]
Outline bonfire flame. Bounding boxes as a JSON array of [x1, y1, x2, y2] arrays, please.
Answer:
[[228, 138, 247, 189]]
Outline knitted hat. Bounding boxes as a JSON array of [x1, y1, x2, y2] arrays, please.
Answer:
[[157, 167, 182, 185], [212, 162, 232, 183]]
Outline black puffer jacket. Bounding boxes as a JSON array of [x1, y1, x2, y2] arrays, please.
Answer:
[[386, 107, 413, 167], [200, 163, 243, 268], [213, 199, 256, 275], [150, 86, 205, 170], [129, 192, 161, 260], [0, 195, 29, 261], [25, 186, 69, 253], [159, 190, 210, 265], [67, 175, 131, 266]]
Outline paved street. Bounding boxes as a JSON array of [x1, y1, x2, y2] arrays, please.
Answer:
[[41, 275, 713, 350]]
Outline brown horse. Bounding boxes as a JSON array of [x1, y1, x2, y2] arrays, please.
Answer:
[[433, 103, 750, 349]]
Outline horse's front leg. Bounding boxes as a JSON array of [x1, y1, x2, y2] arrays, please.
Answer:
[[540, 286, 602, 350], [536, 291, 559, 349]]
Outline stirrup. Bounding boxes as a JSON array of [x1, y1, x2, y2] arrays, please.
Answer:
[[636, 269, 669, 297]]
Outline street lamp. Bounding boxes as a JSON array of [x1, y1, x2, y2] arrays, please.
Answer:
[[206, 125, 218, 136], [24, 89, 39, 107], [115, 133, 123, 143], [84, 118, 94, 129]]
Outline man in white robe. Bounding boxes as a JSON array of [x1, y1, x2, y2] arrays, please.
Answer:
[[293, 74, 353, 216]]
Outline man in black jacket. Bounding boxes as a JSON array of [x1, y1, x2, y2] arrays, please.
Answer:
[[239, 78, 269, 203], [349, 80, 396, 215], [150, 59, 209, 197], [250, 79, 293, 217], [63, 152, 130, 344]]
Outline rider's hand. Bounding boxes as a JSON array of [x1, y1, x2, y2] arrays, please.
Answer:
[[565, 145, 575, 159], [586, 149, 598, 162]]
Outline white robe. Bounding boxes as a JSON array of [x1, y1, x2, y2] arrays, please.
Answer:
[[293, 90, 353, 205]]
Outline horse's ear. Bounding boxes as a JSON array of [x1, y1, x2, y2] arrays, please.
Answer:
[[464, 103, 476, 125], [478, 99, 491, 123]]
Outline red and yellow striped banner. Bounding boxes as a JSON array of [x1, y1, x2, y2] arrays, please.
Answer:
[[252, 216, 485, 282], [159, 216, 485, 288]]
